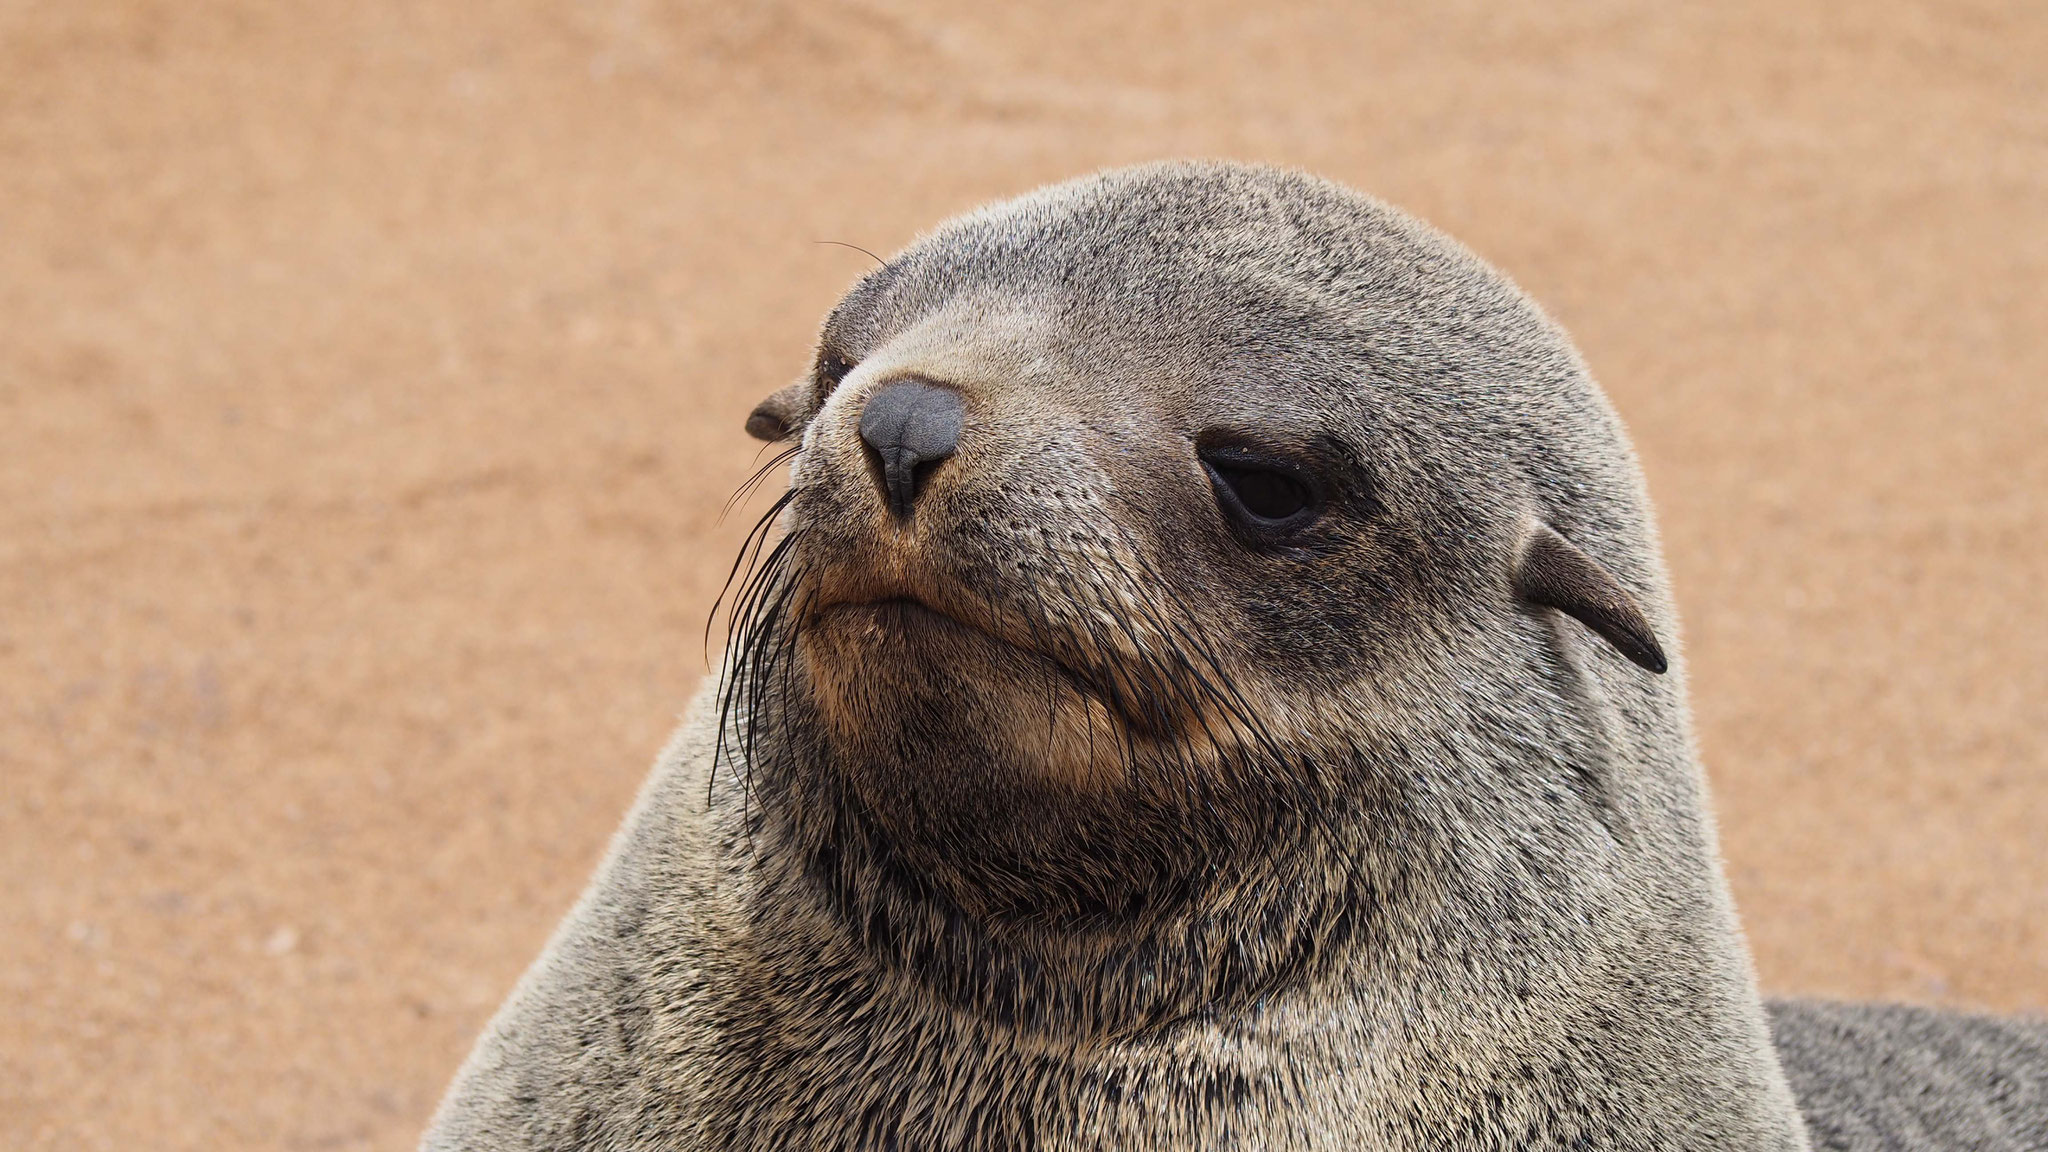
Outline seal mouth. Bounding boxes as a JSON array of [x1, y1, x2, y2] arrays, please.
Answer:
[[818, 593, 1080, 679], [810, 587, 1176, 740], [810, 572, 1041, 657], [819, 594, 1011, 647]]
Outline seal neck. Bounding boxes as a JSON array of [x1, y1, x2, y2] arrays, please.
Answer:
[[738, 730, 1410, 1040], [715, 696, 1808, 1146]]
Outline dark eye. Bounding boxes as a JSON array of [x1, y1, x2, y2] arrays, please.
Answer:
[[816, 348, 856, 392], [1200, 446, 1323, 538], [1216, 465, 1308, 520]]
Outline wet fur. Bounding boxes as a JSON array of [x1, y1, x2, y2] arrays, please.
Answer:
[[424, 163, 2045, 1150]]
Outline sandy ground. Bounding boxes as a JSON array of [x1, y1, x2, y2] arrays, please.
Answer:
[[2, 1, 2043, 1148]]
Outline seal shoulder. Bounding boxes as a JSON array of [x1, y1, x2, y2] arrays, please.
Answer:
[[423, 688, 731, 1151]]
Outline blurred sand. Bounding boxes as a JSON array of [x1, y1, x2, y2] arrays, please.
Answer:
[[2, 1, 2043, 1148]]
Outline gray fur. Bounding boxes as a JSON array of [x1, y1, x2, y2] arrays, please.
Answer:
[[1769, 1001, 2048, 1150], [423, 162, 2044, 1150]]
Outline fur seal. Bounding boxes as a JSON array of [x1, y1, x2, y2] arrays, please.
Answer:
[[423, 162, 2047, 1150]]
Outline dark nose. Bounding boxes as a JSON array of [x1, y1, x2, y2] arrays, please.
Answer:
[[858, 380, 964, 519]]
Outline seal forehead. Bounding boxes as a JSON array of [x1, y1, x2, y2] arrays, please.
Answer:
[[885, 163, 1477, 318], [833, 163, 1573, 434]]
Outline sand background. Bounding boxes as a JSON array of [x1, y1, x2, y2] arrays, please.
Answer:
[[3, 1, 2043, 1148]]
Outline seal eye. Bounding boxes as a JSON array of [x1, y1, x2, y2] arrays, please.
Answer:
[[1218, 466, 1308, 520], [1200, 447, 1322, 537], [816, 349, 856, 393]]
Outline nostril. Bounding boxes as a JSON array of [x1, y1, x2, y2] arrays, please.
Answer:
[[858, 380, 965, 519]]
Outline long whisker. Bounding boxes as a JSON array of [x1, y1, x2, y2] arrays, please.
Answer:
[[705, 488, 800, 665], [814, 239, 886, 267], [721, 444, 802, 523], [712, 480, 809, 819]]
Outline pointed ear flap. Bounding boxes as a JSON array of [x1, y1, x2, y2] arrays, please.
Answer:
[[1513, 522, 1669, 674], [744, 381, 815, 443]]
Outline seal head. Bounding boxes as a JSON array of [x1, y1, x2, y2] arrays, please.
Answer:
[[731, 165, 1681, 945], [706, 164, 1807, 1109]]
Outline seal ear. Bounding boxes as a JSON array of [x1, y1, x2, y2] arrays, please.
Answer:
[[745, 381, 815, 443], [1513, 522, 1669, 674]]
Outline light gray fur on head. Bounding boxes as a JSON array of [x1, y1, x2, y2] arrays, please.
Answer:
[[423, 162, 2044, 1151]]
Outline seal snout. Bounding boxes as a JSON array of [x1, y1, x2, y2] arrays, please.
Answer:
[[858, 379, 964, 520]]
